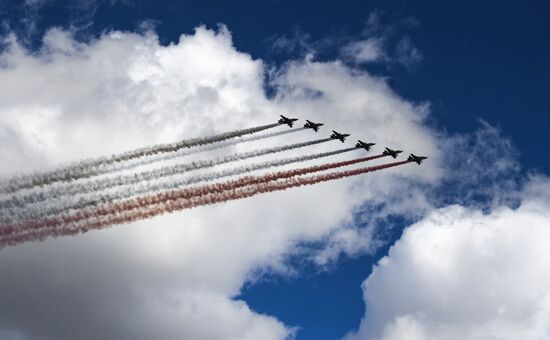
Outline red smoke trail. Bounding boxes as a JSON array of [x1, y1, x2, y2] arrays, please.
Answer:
[[0, 160, 410, 247], [0, 147, 358, 225], [0, 154, 386, 236]]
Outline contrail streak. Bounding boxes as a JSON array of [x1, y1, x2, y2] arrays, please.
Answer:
[[1, 155, 393, 238], [0, 160, 410, 247], [0, 122, 282, 193], [0, 147, 359, 224], [0, 138, 334, 210]]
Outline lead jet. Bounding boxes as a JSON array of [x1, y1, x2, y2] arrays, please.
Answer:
[[355, 140, 376, 151], [304, 120, 324, 132], [407, 154, 428, 165], [330, 130, 350, 143], [383, 147, 403, 158], [278, 115, 298, 127]]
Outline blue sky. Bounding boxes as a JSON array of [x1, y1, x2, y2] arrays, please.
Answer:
[[3, 0, 548, 173], [1, 1, 549, 339]]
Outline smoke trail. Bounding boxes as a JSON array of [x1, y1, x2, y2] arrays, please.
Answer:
[[0, 138, 334, 211], [1, 154, 391, 237], [86, 127, 309, 175], [0, 147, 359, 224], [0, 161, 410, 247], [0, 122, 282, 193]]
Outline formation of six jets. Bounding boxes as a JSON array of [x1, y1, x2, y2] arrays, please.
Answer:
[[278, 115, 428, 165], [0, 115, 428, 248]]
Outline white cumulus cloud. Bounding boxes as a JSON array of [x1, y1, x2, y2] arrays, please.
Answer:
[[0, 25, 441, 339], [346, 176, 550, 340]]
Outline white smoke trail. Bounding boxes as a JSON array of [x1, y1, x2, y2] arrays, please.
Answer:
[[87, 127, 309, 175], [0, 147, 357, 224], [0, 122, 283, 193], [0, 138, 335, 213]]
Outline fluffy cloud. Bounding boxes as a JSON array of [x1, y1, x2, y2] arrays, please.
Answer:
[[340, 11, 422, 69], [346, 176, 550, 340], [0, 25, 440, 339], [341, 38, 384, 64]]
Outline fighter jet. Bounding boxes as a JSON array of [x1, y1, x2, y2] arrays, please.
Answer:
[[303, 120, 324, 132], [278, 115, 298, 127], [383, 147, 403, 158], [355, 140, 376, 151], [407, 154, 428, 165], [330, 130, 350, 143]]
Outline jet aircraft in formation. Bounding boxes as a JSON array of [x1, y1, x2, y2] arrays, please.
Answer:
[[278, 115, 298, 127], [276, 115, 427, 164], [355, 140, 376, 151], [407, 154, 428, 165], [330, 130, 350, 143], [303, 120, 324, 132], [383, 147, 403, 158]]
